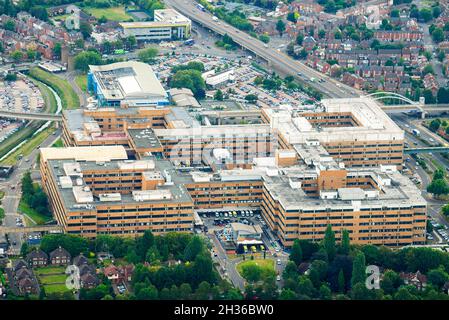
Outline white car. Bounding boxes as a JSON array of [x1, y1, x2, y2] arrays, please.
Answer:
[[276, 275, 281, 281]]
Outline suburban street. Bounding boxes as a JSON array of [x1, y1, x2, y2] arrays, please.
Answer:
[[0, 128, 61, 255]]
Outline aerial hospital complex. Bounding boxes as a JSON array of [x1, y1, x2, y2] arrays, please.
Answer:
[[40, 61, 426, 248]]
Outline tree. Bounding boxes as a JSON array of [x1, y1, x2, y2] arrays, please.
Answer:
[[241, 264, 262, 282], [10, 50, 23, 62], [179, 283, 192, 299], [323, 225, 336, 261], [338, 269, 345, 293], [80, 22, 93, 39], [427, 266, 449, 289], [290, 239, 303, 266], [340, 229, 350, 255], [381, 270, 403, 295], [279, 288, 296, 299], [20, 242, 29, 258], [429, 119, 441, 132], [319, 284, 332, 300], [351, 282, 378, 300], [3, 19, 15, 31], [276, 19, 286, 36], [422, 64, 435, 76], [419, 8, 433, 22], [136, 285, 159, 300], [245, 94, 258, 103], [183, 236, 203, 261], [297, 276, 315, 297], [318, 29, 326, 39], [394, 286, 417, 300], [138, 47, 159, 64], [390, 9, 400, 17], [427, 178, 449, 197], [432, 6, 441, 18], [74, 51, 103, 73], [170, 70, 206, 99], [214, 89, 224, 101], [351, 252, 366, 287], [334, 30, 342, 39], [432, 27, 444, 43], [437, 88, 449, 104], [442, 204, 449, 217], [53, 43, 62, 59], [195, 281, 211, 299], [30, 6, 48, 21], [286, 11, 298, 23], [296, 32, 304, 45], [259, 34, 270, 43]]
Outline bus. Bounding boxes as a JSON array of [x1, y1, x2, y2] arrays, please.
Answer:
[[114, 49, 126, 55], [197, 3, 206, 11]]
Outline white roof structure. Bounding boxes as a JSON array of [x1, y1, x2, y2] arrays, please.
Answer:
[[40, 146, 128, 163], [265, 97, 404, 144], [89, 61, 167, 102]]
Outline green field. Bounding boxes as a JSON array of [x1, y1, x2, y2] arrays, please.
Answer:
[[236, 259, 275, 280], [52, 138, 63, 148], [40, 274, 67, 285], [18, 198, 52, 226], [35, 266, 66, 276], [74, 74, 88, 92], [29, 67, 79, 110], [85, 6, 133, 21], [43, 283, 71, 294], [1, 126, 56, 166]]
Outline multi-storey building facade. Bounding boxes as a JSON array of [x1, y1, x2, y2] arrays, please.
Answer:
[[50, 97, 425, 247]]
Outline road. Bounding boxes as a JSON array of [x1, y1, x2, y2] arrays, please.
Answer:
[[0, 128, 61, 255], [391, 114, 449, 236], [164, 0, 361, 99]]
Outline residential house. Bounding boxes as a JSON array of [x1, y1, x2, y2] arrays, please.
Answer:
[[400, 271, 427, 291], [26, 249, 48, 268], [73, 254, 89, 267], [80, 272, 100, 289], [49, 247, 71, 266]]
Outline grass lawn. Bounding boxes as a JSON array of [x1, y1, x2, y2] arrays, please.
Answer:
[[52, 138, 63, 148], [29, 67, 79, 110], [236, 259, 275, 278], [0, 207, 4, 224], [0, 191, 4, 200], [74, 74, 88, 92], [43, 283, 71, 294], [18, 199, 52, 226], [85, 6, 133, 21], [35, 266, 66, 275], [39, 274, 67, 285], [51, 14, 70, 21], [1, 126, 56, 166]]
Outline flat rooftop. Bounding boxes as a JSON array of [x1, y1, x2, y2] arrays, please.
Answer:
[[89, 61, 167, 102], [265, 97, 404, 144], [120, 9, 190, 28], [127, 128, 162, 150], [40, 145, 128, 163], [47, 157, 193, 212], [262, 166, 426, 211]]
